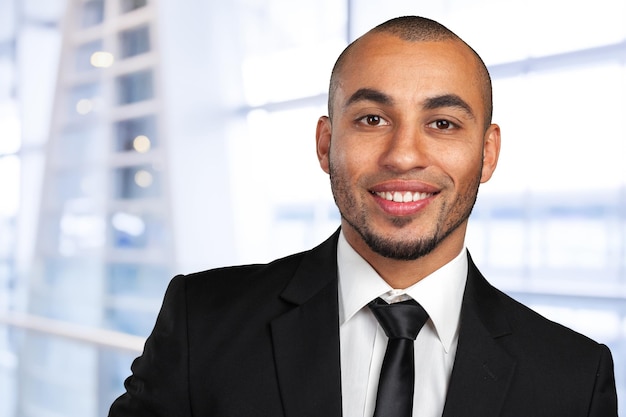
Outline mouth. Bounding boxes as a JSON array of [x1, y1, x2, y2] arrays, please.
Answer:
[[373, 191, 435, 203], [368, 181, 439, 217]]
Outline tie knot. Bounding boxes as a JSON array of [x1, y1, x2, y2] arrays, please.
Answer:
[[368, 297, 429, 340]]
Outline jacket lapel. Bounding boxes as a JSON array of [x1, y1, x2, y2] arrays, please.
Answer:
[[442, 252, 516, 417], [270, 231, 343, 417], [269, 240, 517, 417]]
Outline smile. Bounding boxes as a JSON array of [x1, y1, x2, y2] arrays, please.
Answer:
[[374, 191, 434, 203]]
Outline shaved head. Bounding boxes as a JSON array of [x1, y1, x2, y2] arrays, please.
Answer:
[[328, 16, 493, 128]]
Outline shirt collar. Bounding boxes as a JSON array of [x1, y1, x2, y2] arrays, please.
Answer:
[[337, 230, 467, 353]]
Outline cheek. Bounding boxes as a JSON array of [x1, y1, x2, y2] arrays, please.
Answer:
[[438, 146, 484, 183], [330, 140, 375, 174]]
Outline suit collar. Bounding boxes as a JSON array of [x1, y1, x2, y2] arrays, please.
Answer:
[[463, 252, 513, 337], [270, 236, 518, 417], [279, 230, 340, 305], [336, 230, 468, 353], [442, 252, 516, 417], [270, 230, 343, 417]]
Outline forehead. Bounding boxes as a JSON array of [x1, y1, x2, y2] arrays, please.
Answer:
[[335, 34, 484, 113]]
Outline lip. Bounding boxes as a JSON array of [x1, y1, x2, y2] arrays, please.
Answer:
[[370, 180, 440, 194], [369, 180, 439, 217]]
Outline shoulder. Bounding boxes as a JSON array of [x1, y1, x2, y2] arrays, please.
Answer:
[[171, 249, 310, 299], [498, 288, 599, 346], [171, 230, 341, 301], [491, 287, 617, 412], [149, 250, 314, 333], [477, 272, 602, 348], [464, 255, 609, 373], [466, 254, 603, 352], [484, 281, 612, 383]]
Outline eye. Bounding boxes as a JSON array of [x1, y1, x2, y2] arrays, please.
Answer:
[[357, 114, 389, 126], [428, 119, 457, 130]]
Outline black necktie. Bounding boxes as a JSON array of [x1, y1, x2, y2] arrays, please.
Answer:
[[368, 297, 429, 417]]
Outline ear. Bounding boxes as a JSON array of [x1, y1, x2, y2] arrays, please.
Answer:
[[480, 123, 501, 183], [316, 116, 332, 174]]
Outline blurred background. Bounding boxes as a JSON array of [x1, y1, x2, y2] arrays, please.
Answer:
[[0, 0, 624, 415]]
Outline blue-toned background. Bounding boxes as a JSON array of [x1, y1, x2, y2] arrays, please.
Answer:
[[0, 0, 624, 415]]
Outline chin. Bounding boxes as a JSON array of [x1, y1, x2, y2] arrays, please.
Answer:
[[359, 226, 439, 261]]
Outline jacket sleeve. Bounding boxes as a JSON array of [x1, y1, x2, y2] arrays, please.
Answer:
[[587, 344, 618, 417], [108, 275, 192, 417]]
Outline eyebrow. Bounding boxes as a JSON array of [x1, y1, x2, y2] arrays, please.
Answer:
[[423, 94, 476, 120], [344, 88, 395, 109], [343, 88, 476, 120]]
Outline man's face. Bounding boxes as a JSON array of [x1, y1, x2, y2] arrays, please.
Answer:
[[316, 33, 500, 262]]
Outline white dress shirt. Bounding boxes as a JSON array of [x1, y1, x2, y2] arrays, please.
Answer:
[[337, 231, 468, 417]]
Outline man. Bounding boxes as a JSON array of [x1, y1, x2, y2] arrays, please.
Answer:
[[109, 16, 618, 417]]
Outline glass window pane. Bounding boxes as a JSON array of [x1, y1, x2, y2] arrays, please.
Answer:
[[58, 211, 106, 255], [104, 262, 170, 337], [119, 25, 150, 59], [0, 103, 20, 154], [18, 335, 97, 415], [0, 56, 16, 101], [49, 169, 104, 203], [68, 82, 102, 117], [109, 211, 167, 249], [79, 0, 104, 28], [116, 70, 153, 105], [357, 0, 626, 66], [39, 212, 102, 257], [110, 212, 149, 248], [489, 64, 626, 194], [104, 306, 159, 336], [0, 156, 19, 216], [238, 0, 346, 105], [231, 106, 335, 260], [120, 0, 147, 13], [106, 263, 169, 298], [99, 350, 138, 415], [58, 123, 106, 161], [75, 40, 103, 72], [36, 259, 102, 313], [114, 115, 157, 152], [112, 164, 161, 199]]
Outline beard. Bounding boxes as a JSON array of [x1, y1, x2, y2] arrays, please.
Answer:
[[329, 160, 481, 261]]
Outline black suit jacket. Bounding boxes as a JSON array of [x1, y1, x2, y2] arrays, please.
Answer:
[[109, 231, 618, 416]]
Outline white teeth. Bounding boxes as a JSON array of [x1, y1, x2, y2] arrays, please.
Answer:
[[375, 191, 432, 202]]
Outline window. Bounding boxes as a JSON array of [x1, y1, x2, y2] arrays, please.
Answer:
[[112, 164, 161, 199], [79, 0, 104, 28], [119, 25, 150, 58], [120, 0, 147, 13], [4, 3, 625, 416], [116, 70, 153, 104], [114, 115, 157, 152]]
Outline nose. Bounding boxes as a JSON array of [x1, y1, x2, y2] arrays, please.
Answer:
[[379, 124, 430, 173]]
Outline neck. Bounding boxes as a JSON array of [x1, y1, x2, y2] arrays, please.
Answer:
[[342, 227, 466, 289]]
